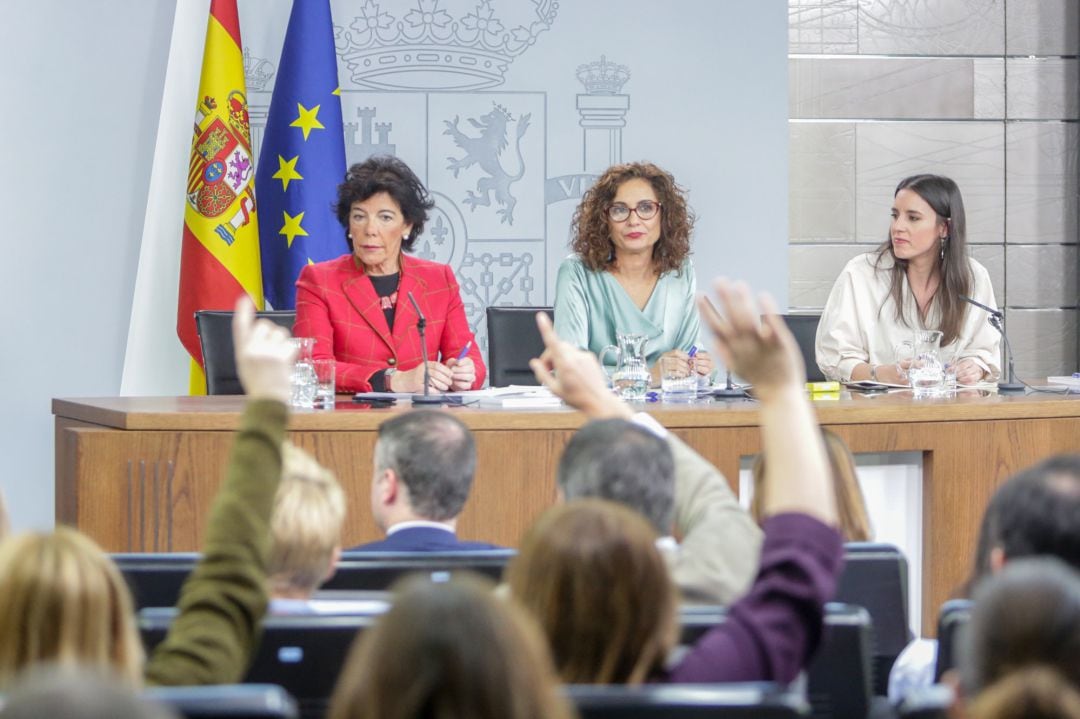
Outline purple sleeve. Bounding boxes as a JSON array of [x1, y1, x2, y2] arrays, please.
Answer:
[[665, 513, 844, 684]]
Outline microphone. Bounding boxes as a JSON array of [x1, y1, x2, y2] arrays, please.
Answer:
[[959, 295, 1024, 393], [712, 367, 748, 398], [406, 291, 449, 405]]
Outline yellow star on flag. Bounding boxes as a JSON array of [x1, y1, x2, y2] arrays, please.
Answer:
[[272, 155, 303, 191], [290, 103, 324, 140], [279, 210, 309, 248], [332, 87, 341, 96]]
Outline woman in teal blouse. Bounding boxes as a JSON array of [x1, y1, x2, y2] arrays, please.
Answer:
[[554, 162, 712, 386]]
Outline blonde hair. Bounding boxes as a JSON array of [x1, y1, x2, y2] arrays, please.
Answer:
[[751, 429, 872, 542], [268, 442, 346, 597], [0, 528, 144, 688], [506, 499, 678, 684], [328, 574, 574, 719]]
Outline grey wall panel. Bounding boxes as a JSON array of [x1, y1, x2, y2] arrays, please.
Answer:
[[788, 0, 859, 54], [1005, 0, 1080, 56], [788, 243, 873, 308], [790, 58, 976, 119], [1006, 245, 1079, 308], [790, 122, 856, 242], [1005, 308, 1079, 379], [854, 122, 1005, 244], [1005, 122, 1080, 244], [857, 0, 1004, 56], [970, 244, 1006, 306], [1006, 59, 1080, 120], [973, 58, 1006, 119]]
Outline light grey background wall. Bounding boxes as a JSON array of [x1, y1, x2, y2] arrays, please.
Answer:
[[787, 0, 1080, 379], [2, 1, 787, 531], [0, 1, 175, 530]]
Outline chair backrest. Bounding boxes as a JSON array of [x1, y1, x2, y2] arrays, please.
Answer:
[[565, 683, 808, 719], [116, 550, 516, 609], [837, 542, 913, 694], [142, 684, 298, 719], [196, 310, 296, 395], [141, 612, 377, 719], [934, 599, 972, 682], [780, 314, 825, 382], [678, 603, 873, 719], [485, 306, 553, 387]]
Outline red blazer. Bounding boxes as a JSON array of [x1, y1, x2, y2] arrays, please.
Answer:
[[294, 253, 486, 393]]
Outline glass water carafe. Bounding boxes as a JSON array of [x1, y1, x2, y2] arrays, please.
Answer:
[[599, 333, 650, 401]]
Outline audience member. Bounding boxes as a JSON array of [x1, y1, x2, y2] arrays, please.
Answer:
[[961, 558, 1080, 719], [513, 279, 843, 684], [327, 573, 574, 719], [889, 453, 1080, 701], [557, 416, 761, 604], [350, 411, 499, 551], [0, 666, 177, 719], [751, 428, 872, 541], [268, 442, 347, 609], [0, 298, 295, 687]]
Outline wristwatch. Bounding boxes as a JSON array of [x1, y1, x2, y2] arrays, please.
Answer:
[[384, 367, 397, 390], [869, 364, 878, 382]]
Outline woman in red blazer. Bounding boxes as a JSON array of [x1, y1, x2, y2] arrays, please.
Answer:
[[294, 156, 486, 393]]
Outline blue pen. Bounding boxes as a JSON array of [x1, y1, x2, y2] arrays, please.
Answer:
[[688, 345, 698, 358], [456, 341, 472, 361]]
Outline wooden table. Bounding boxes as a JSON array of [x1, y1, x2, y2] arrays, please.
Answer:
[[54, 391, 1080, 634]]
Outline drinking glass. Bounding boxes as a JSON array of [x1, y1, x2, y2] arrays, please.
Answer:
[[312, 358, 336, 410], [660, 356, 697, 402]]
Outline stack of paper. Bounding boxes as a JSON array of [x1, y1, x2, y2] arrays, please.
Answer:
[[460, 385, 563, 408]]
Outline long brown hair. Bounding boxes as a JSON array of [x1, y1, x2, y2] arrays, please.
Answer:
[[327, 574, 573, 719], [571, 162, 694, 274], [0, 529, 144, 689], [875, 174, 972, 346], [751, 429, 872, 542], [506, 499, 678, 684]]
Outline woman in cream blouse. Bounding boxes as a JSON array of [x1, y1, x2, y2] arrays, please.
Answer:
[[816, 174, 1001, 385], [554, 162, 713, 386]]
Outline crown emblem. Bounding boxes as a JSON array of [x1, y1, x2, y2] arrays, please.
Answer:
[[243, 47, 276, 91], [335, 0, 558, 91], [576, 55, 630, 95]]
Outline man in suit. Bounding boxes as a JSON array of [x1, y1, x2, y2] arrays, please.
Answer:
[[350, 410, 500, 551]]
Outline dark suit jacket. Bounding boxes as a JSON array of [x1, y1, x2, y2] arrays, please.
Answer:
[[294, 253, 486, 392], [349, 526, 502, 552]]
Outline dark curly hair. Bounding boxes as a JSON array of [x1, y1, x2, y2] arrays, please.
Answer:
[[570, 162, 694, 274], [335, 155, 435, 253]]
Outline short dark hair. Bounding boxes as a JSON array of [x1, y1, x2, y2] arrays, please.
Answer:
[[375, 411, 476, 521], [335, 156, 434, 252], [556, 419, 675, 534], [983, 454, 1080, 571]]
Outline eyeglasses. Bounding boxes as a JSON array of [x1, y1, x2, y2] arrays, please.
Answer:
[[607, 201, 662, 222]]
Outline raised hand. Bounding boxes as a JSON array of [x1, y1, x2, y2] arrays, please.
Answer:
[[231, 296, 296, 403]]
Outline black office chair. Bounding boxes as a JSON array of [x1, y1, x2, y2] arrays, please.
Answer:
[[142, 684, 298, 719], [195, 310, 296, 395], [934, 599, 972, 682], [566, 683, 808, 718], [837, 543, 913, 695], [485, 306, 553, 387], [113, 552, 200, 610], [780, 313, 825, 382], [678, 603, 875, 719], [141, 612, 377, 719]]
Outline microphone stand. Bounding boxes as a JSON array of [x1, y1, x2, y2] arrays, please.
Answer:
[[407, 292, 453, 405], [959, 295, 1025, 393], [712, 368, 748, 398]]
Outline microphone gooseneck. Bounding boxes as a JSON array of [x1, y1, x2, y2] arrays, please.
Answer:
[[960, 295, 1023, 393]]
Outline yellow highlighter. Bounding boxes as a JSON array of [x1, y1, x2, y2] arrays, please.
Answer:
[[805, 381, 841, 393]]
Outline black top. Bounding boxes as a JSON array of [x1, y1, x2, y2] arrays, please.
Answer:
[[367, 272, 401, 392]]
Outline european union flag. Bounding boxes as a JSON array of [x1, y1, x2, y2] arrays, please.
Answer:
[[255, 0, 347, 309]]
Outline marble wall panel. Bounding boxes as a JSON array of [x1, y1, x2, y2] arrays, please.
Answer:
[[1004, 308, 1079, 378], [1005, 122, 1080, 244], [973, 58, 1005, 119], [1005, 0, 1080, 56], [790, 58, 976, 119], [857, 0, 1004, 56], [970, 244, 1006, 306], [788, 243, 874, 309], [790, 122, 857, 242], [1006, 59, 1080, 120], [854, 122, 1005, 244], [1006, 244, 1079, 308], [789, 0, 859, 54]]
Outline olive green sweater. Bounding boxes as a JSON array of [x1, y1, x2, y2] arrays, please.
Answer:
[[144, 399, 287, 686]]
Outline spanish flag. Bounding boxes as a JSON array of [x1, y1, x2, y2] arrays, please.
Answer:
[[176, 0, 263, 394]]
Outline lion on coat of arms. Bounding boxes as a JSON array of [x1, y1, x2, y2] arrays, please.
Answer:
[[444, 103, 531, 225]]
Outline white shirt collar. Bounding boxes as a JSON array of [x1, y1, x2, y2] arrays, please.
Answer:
[[386, 520, 457, 536]]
